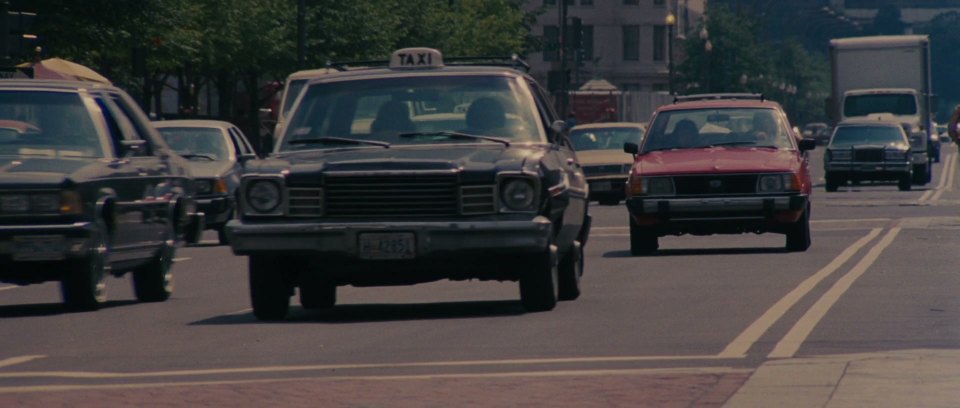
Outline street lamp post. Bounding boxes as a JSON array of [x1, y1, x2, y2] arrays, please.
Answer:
[[666, 12, 676, 95]]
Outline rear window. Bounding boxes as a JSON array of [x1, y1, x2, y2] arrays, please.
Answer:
[[570, 127, 644, 151]]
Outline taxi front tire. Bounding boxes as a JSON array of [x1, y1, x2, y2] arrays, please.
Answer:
[[519, 245, 558, 312], [557, 241, 583, 301]]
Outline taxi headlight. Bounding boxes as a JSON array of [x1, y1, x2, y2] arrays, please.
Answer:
[[245, 179, 282, 213], [640, 177, 675, 196], [758, 174, 800, 192], [500, 178, 537, 212]]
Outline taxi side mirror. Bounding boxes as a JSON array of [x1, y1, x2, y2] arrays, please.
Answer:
[[798, 138, 816, 152], [623, 142, 639, 155]]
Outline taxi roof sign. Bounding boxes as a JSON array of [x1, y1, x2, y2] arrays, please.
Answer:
[[390, 48, 444, 70]]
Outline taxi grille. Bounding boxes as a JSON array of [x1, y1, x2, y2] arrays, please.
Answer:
[[288, 187, 324, 217], [673, 174, 759, 196], [323, 174, 461, 217], [854, 148, 883, 162]]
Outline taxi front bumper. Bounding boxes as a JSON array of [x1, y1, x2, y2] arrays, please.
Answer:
[[226, 217, 554, 257]]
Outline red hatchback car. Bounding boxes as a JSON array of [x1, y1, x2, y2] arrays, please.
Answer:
[[623, 94, 817, 255]]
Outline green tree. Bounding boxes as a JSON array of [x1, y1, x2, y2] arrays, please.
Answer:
[[923, 11, 960, 122]]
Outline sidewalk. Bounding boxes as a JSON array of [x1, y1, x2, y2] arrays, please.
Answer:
[[725, 349, 960, 408]]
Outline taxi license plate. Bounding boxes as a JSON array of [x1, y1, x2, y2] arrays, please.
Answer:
[[12, 235, 67, 261], [591, 180, 613, 192], [358, 233, 415, 260]]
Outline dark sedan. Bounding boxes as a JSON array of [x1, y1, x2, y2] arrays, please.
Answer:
[[154, 120, 258, 244], [0, 80, 201, 310]]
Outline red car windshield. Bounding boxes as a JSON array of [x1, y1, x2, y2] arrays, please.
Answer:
[[642, 108, 795, 153]]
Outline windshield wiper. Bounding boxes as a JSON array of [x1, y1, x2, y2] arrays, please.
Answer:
[[709, 141, 758, 147], [399, 131, 510, 146], [288, 137, 390, 148], [179, 153, 217, 161]]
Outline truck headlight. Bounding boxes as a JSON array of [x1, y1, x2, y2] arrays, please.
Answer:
[[245, 179, 282, 213], [500, 178, 537, 212], [757, 174, 800, 192]]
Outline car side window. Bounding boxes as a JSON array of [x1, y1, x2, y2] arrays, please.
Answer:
[[228, 127, 249, 156], [95, 94, 153, 157]]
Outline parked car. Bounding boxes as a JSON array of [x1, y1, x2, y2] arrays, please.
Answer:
[[570, 122, 645, 205], [153, 120, 258, 244], [623, 93, 816, 255], [0, 80, 202, 310], [802, 122, 829, 144], [823, 119, 913, 192], [227, 48, 591, 320]]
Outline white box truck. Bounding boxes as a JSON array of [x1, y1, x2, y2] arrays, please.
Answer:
[[829, 35, 935, 184]]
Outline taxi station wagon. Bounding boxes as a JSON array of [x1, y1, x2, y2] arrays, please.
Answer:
[[227, 48, 591, 320]]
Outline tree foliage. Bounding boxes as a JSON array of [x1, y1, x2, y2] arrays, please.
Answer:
[[675, 4, 830, 124]]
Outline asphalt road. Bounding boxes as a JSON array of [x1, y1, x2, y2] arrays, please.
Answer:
[[1, 144, 958, 407]]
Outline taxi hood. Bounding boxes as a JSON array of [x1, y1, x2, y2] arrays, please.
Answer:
[[634, 147, 801, 176], [251, 144, 546, 179]]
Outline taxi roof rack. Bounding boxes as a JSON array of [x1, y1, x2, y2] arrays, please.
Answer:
[[673, 93, 765, 103], [326, 55, 530, 73]]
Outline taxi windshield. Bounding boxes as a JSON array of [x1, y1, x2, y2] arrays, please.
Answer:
[[642, 107, 794, 153], [279, 75, 544, 151], [0, 91, 104, 158]]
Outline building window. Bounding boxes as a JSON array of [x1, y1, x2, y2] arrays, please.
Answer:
[[654, 0, 665, 6], [624, 0, 639, 5], [623, 25, 640, 61], [653, 25, 667, 62], [544, 25, 559, 62]]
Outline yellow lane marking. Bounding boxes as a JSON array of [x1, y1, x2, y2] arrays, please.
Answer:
[[0, 355, 45, 369], [0, 366, 752, 394], [768, 227, 901, 358], [0, 355, 723, 380], [718, 228, 883, 358]]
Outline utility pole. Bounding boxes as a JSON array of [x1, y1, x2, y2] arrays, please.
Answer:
[[559, 0, 568, 115], [297, 0, 306, 70]]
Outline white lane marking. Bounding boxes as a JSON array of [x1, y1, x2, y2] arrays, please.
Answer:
[[930, 153, 956, 202], [768, 227, 901, 359], [172, 257, 191, 263], [919, 152, 955, 203], [0, 355, 45, 369], [0, 366, 752, 394], [0, 286, 19, 292], [810, 218, 890, 224], [717, 228, 883, 358], [0, 354, 724, 380]]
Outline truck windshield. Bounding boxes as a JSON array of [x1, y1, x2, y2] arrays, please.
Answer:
[[844, 94, 917, 117]]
